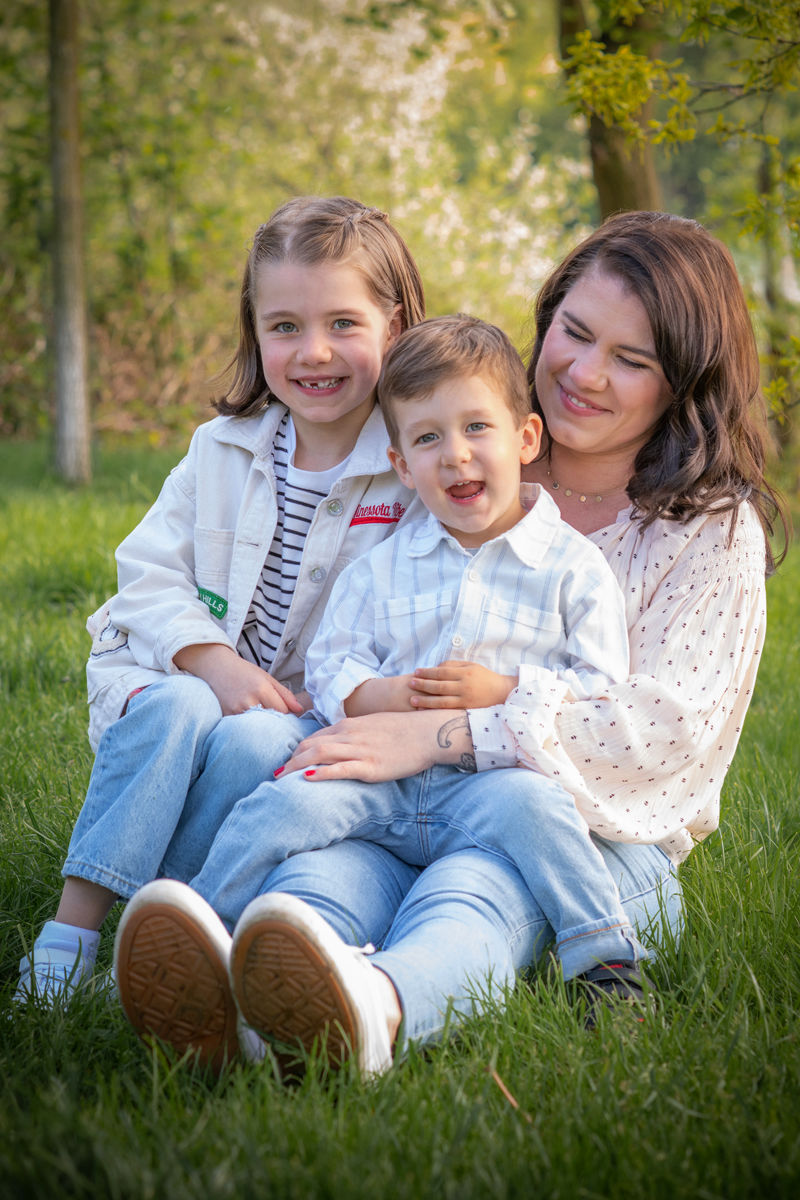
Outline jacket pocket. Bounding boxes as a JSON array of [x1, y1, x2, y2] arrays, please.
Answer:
[[194, 527, 235, 586]]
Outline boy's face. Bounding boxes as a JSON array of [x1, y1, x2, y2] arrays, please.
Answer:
[[387, 373, 542, 548]]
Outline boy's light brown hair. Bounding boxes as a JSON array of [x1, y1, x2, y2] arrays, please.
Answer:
[[378, 313, 531, 449]]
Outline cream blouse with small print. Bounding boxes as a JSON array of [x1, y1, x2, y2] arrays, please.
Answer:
[[468, 503, 768, 864]]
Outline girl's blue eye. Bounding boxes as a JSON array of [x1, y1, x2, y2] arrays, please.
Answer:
[[274, 321, 296, 333], [333, 318, 355, 329]]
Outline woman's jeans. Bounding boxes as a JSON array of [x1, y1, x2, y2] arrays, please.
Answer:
[[62, 677, 319, 898], [266, 837, 682, 1050]]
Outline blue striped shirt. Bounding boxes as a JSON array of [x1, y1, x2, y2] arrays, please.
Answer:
[[305, 485, 630, 725]]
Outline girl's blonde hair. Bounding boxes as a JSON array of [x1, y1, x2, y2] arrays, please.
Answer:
[[216, 196, 425, 417]]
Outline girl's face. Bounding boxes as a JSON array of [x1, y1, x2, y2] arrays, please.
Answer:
[[534, 266, 672, 466], [255, 259, 401, 448]]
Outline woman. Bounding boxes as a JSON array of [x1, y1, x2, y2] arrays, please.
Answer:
[[113, 212, 787, 1075]]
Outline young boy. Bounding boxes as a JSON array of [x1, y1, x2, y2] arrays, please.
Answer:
[[115, 315, 645, 1070]]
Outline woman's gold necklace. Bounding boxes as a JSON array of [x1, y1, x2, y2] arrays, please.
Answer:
[[544, 456, 628, 505], [545, 465, 604, 504]]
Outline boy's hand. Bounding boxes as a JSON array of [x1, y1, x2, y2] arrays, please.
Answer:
[[409, 660, 517, 709], [172, 643, 304, 716], [343, 674, 417, 716]]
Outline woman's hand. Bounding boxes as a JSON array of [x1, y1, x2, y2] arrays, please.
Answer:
[[172, 643, 304, 716], [277, 709, 476, 782], [410, 660, 517, 709]]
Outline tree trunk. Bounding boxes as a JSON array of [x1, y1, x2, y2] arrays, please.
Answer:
[[587, 115, 662, 218], [558, 0, 662, 218], [50, 0, 91, 482]]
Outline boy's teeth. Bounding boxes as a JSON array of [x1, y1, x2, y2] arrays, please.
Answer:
[[449, 481, 483, 499]]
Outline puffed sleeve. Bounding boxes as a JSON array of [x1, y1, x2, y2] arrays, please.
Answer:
[[469, 507, 767, 860]]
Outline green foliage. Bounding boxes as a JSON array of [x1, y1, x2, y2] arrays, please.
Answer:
[[561, 1, 800, 237], [2, 1, 799, 455], [1, 438, 799, 1196], [0, 0, 578, 442]]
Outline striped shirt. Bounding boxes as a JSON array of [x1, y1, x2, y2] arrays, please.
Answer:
[[238, 415, 351, 670], [305, 485, 630, 726]]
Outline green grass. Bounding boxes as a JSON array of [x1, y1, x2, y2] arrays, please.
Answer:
[[1, 439, 798, 1200]]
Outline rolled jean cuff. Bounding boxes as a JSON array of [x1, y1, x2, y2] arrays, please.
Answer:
[[556, 918, 644, 980]]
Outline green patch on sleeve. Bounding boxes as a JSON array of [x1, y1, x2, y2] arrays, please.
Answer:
[[198, 587, 228, 619]]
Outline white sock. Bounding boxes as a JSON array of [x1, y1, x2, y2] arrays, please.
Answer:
[[37, 919, 101, 966]]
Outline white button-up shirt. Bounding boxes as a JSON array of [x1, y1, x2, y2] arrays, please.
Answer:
[[305, 485, 630, 727]]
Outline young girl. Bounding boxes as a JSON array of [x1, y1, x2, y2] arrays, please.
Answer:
[[15, 195, 425, 1005]]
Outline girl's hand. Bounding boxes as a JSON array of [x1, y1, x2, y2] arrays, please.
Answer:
[[278, 709, 475, 782], [409, 660, 517, 709], [172, 643, 304, 716]]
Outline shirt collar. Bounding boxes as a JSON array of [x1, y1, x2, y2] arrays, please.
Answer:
[[406, 483, 567, 564], [212, 402, 394, 478]]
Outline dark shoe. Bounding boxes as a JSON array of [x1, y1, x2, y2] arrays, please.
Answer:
[[577, 960, 651, 1029]]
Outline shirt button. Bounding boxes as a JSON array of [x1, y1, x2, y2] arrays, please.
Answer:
[[309, 567, 327, 584], [285, 638, 296, 652], [327, 499, 344, 516], [468, 570, 478, 583], [451, 634, 463, 648]]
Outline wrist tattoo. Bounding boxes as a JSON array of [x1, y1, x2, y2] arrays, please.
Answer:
[[437, 715, 477, 773]]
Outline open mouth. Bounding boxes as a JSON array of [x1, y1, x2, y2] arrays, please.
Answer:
[[296, 377, 345, 391], [447, 481, 485, 501], [561, 385, 604, 413]]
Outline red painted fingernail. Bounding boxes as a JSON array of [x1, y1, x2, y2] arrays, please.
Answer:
[[273, 766, 284, 776], [304, 769, 316, 777]]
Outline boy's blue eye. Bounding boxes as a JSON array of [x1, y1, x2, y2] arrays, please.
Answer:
[[333, 318, 355, 329], [466, 422, 487, 433], [416, 432, 437, 445]]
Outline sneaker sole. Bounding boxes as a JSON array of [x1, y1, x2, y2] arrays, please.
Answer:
[[231, 913, 359, 1067], [115, 894, 238, 1073]]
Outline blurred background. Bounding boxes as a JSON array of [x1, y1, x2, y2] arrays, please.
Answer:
[[2, 0, 798, 482]]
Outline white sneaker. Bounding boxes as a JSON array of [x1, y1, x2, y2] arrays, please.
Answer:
[[14, 921, 100, 1006], [114, 879, 239, 1073], [229, 892, 394, 1078]]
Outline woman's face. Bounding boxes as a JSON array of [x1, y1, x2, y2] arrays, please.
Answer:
[[534, 266, 672, 465]]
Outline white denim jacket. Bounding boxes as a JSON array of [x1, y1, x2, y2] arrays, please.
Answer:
[[85, 402, 416, 749]]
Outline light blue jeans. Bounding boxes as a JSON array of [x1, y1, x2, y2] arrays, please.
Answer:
[[265, 837, 682, 1049], [192, 744, 654, 977], [62, 676, 320, 898]]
